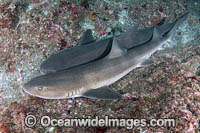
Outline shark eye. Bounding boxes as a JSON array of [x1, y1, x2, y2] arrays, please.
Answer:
[[36, 86, 47, 91], [36, 87, 43, 91]]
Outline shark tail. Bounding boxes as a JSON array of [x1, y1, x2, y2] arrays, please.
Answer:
[[166, 12, 189, 43]]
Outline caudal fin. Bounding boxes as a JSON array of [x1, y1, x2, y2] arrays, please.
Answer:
[[165, 13, 189, 42]]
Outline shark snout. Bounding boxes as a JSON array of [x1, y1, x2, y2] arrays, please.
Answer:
[[23, 81, 45, 98], [22, 82, 34, 96]]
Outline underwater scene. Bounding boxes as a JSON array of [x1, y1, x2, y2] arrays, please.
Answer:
[[0, 0, 200, 132]]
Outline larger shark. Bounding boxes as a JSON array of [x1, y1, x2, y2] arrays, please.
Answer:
[[23, 13, 188, 100], [40, 17, 177, 74]]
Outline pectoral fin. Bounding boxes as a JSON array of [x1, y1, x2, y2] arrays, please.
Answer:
[[80, 29, 95, 45], [82, 86, 121, 100]]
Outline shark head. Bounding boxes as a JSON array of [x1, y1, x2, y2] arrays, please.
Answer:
[[23, 84, 49, 98], [23, 76, 70, 99]]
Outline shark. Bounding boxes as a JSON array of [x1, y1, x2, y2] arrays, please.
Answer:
[[40, 30, 113, 74], [23, 13, 188, 100], [40, 17, 177, 74]]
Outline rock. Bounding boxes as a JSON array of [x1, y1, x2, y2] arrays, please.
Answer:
[[195, 64, 200, 76]]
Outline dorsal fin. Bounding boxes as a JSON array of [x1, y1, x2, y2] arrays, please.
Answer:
[[152, 27, 161, 40], [79, 29, 95, 45], [106, 37, 127, 59]]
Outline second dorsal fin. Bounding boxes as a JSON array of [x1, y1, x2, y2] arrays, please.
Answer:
[[152, 27, 161, 41]]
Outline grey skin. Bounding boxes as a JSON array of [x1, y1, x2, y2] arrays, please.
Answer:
[[23, 13, 188, 100], [40, 37, 113, 74], [40, 29, 112, 74], [40, 17, 178, 74], [116, 18, 176, 49]]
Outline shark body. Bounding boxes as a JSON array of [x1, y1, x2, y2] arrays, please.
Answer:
[[23, 13, 188, 100], [40, 29, 113, 74], [40, 17, 178, 74]]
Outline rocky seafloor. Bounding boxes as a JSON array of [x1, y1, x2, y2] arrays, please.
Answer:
[[0, 0, 199, 132]]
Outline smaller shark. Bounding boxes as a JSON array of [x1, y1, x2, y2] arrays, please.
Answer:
[[40, 16, 177, 74], [23, 13, 188, 100], [40, 32, 113, 74]]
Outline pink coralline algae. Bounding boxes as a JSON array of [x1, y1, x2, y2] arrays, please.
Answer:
[[71, 4, 78, 19]]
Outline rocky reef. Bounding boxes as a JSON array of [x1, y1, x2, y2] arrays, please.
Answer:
[[0, 0, 199, 132]]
